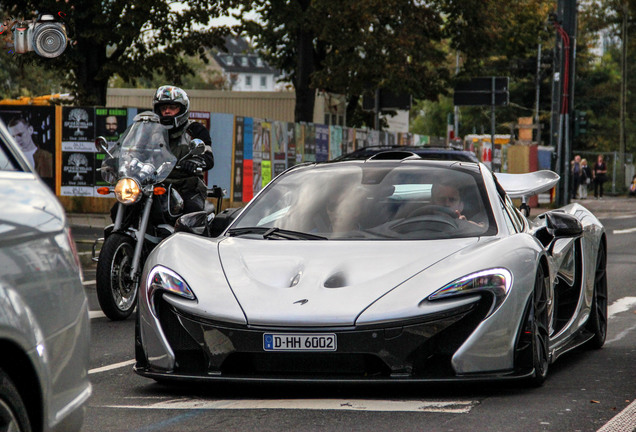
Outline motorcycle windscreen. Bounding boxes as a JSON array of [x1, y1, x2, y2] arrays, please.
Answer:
[[103, 121, 177, 185]]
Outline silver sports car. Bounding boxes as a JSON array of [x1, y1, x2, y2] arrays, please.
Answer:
[[135, 152, 607, 386]]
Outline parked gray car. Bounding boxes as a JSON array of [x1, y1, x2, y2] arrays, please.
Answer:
[[0, 119, 91, 431]]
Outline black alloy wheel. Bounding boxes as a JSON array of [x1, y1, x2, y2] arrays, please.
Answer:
[[585, 242, 608, 349], [0, 367, 32, 432], [96, 233, 138, 321], [516, 265, 550, 386]]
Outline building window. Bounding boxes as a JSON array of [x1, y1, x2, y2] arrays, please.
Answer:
[[224, 55, 233, 66], [260, 76, 267, 88], [241, 57, 248, 67], [245, 75, 252, 87], [256, 58, 264, 67]]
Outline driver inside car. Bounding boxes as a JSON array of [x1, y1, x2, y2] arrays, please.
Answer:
[[428, 178, 485, 227]]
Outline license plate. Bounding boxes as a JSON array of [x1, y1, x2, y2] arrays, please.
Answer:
[[263, 333, 337, 351]]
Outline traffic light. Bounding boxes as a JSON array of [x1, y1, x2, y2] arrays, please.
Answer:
[[574, 110, 588, 137]]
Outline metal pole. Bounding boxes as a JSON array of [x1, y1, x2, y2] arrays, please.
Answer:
[[454, 52, 460, 138], [491, 77, 497, 172], [535, 43, 542, 143], [374, 89, 380, 131]]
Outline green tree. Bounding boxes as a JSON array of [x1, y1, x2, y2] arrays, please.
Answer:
[[1, 1, 229, 105], [226, 0, 449, 125]]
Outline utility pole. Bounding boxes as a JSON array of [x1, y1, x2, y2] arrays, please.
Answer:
[[620, 1, 628, 186], [550, 0, 577, 206]]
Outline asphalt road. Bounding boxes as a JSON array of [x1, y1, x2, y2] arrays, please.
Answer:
[[76, 211, 636, 432]]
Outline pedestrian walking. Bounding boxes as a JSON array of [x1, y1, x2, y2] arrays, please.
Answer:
[[593, 154, 608, 199], [578, 158, 591, 199], [571, 154, 582, 199]]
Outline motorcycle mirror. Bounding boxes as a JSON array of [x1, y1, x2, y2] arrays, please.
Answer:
[[95, 136, 114, 158], [190, 138, 205, 155]]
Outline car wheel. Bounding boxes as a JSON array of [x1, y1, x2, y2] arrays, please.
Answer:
[[0, 368, 32, 432], [96, 233, 138, 321], [516, 265, 550, 386], [585, 242, 608, 349]]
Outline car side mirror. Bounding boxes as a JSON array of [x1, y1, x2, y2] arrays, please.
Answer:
[[174, 211, 211, 236], [545, 212, 583, 238]]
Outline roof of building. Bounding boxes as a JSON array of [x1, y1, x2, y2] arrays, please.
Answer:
[[211, 35, 279, 76]]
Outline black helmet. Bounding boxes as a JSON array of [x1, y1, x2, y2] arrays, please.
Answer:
[[152, 85, 190, 129]]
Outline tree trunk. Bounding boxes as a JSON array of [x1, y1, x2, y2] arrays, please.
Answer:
[[74, 37, 108, 106], [293, 0, 315, 123]]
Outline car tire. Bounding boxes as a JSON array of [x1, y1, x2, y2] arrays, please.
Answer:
[[516, 265, 550, 387], [96, 233, 138, 321], [0, 367, 32, 432], [585, 242, 608, 349]]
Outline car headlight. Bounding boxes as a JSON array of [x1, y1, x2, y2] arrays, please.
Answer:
[[114, 178, 141, 204], [147, 266, 196, 315], [427, 268, 512, 318]]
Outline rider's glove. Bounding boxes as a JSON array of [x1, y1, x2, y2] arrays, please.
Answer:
[[181, 157, 206, 175]]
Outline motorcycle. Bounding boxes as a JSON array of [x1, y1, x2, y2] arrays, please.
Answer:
[[92, 112, 221, 320]]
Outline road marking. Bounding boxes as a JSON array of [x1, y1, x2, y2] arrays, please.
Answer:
[[89, 310, 106, 319], [104, 398, 477, 413], [82, 279, 96, 286], [89, 359, 136, 375], [597, 398, 636, 432], [613, 227, 636, 234], [608, 297, 636, 317]]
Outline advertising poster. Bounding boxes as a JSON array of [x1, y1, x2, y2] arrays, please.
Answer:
[[233, 116, 244, 202], [0, 105, 56, 191], [355, 128, 368, 149], [329, 125, 342, 160], [286, 122, 296, 168], [61, 106, 95, 151], [61, 151, 95, 197], [295, 123, 305, 164], [368, 129, 380, 147], [343, 128, 355, 154], [242, 117, 254, 203], [304, 123, 316, 162], [61, 107, 96, 196], [252, 119, 263, 197], [261, 121, 272, 188], [95, 107, 127, 144], [272, 121, 287, 178], [262, 160, 272, 187], [189, 111, 210, 130], [208, 113, 234, 196], [315, 124, 329, 162]]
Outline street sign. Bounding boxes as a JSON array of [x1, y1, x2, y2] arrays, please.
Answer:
[[453, 76, 509, 106], [453, 91, 509, 106], [362, 90, 412, 111], [455, 77, 509, 93]]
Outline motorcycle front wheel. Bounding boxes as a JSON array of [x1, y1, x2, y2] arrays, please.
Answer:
[[96, 233, 138, 321]]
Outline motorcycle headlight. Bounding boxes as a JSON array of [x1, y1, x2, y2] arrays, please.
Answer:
[[114, 178, 141, 204], [428, 268, 513, 318], [147, 266, 196, 315]]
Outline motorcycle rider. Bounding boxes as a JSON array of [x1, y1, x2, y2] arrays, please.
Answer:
[[153, 85, 214, 214]]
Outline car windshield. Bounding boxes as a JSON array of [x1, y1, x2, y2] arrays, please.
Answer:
[[231, 162, 497, 240]]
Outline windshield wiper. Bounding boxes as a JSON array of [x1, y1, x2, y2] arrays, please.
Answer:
[[227, 227, 327, 240], [262, 227, 327, 240], [227, 227, 269, 237]]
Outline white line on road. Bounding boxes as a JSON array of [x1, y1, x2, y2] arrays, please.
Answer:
[[89, 310, 106, 319], [103, 398, 477, 413], [608, 297, 636, 317], [82, 279, 96, 286], [613, 227, 636, 234], [89, 359, 136, 375]]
